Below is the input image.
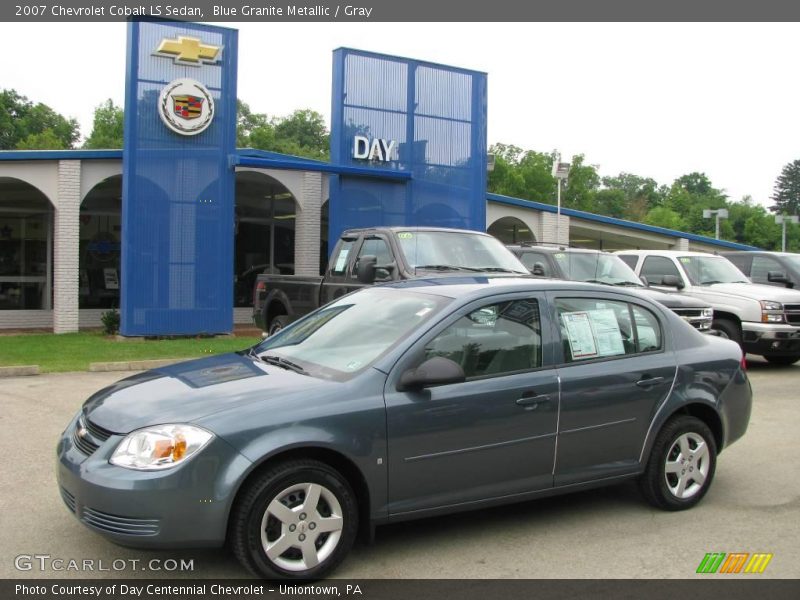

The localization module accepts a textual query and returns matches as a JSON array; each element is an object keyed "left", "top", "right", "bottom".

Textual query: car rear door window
[
  {"left": 424, "top": 298, "right": 542, "bottom": 378},
  {"left": 555, "top": 298, "right": 662, "bottom": 363},
  {"left": 330, "top": 240, "right": 356, "bottom": 276}
]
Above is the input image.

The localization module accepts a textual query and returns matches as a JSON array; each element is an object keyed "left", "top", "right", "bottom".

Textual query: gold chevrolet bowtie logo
[{"left": 153, "top": 36, "right": 221, "bottom": 66}]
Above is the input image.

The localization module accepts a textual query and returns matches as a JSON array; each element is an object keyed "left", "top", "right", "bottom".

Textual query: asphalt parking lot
[{"left": 1, "top": 357, "right": 797, "bottom": 580}]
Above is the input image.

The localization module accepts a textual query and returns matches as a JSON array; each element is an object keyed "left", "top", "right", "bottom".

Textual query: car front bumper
[
  {"left": 56, "top": 413, "right": 252, "bottom": 549},
  {"left": 741, "top": 323, "right": 800, "bottom": 357}
]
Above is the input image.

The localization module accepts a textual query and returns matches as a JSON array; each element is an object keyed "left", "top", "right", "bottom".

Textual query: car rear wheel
[
  {"left": 230, "top": 460, "right": 358, "bottom": 580},
  {"left": 764, "top": 355, "right": 800, "bottom": 366},
  {"left": 639, "top": 416, "right": 717, "bottom": 511},
  {"left": 268, "top": 315, "right": 291, "bottom": 336}
]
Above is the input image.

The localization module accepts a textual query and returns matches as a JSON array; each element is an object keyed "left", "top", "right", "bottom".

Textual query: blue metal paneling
[
  {"left": 330, "top": 49, "right": 488, "bottom": 255},
  {"left": 121, "top": 21, "right": 238, "bottom": 336}
]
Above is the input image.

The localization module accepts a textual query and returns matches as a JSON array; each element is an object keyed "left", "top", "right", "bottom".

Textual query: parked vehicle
[
  {"left": 721, "top": 251, "right": 800, "bottom": 289},
  {"left": 252, "top": 227, "right": 529, "bottom": 334},
  {"left": 58, "top": 276, "right": 751, "bottom": 579},
  {"left": 616, "top": 250, "right": 800, "bottom": 365},
  {"left": 507, "top": 244, "right": 714, "bottom": 332}
]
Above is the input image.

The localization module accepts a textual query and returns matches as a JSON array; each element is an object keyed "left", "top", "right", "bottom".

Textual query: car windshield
[
  {"left": 553, "top": 252, "right": 643, "bottom": 286},
  {"left": 252, "top": 288, "right": 451, "bottom": 381},
  {"left": 679, "top": 256, "right": 750, "bottom": 285},
  {"left": 397, "top": 231, "right": 528, "bottom": 274}
]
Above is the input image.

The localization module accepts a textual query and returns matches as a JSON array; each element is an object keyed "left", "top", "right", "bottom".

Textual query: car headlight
[
  {"left": 760, "top": 300, "right": 785, "bottom": 323},
  {"left": 760, "top": 301, "right": 783, "bottom": 312},
  {"left": 702, "top": 308, "right": 714, "bottom": 318},
  {"left": 110, "top": 424, "right": 213, "bottom": 471}
]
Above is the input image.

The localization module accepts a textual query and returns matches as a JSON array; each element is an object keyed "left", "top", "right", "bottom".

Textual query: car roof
[
  {"left": 380, "top": 275, "right": 661, "bottom": 303},
  {"left": 509, "top": 245, "right": 607, "bottom": 255},
  {"left": 720, "top": 250, "right": 793, "bottom": 257},
  {"left": 614, "top": 250, "right": 724, "bottom": 257},
  {"left": 341, "top": 226, "right": 492, "bottom": 237}
]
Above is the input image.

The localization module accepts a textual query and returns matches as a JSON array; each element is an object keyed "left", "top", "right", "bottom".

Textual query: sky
[{"left": 2, "top": 21, "right": 799, "bottom": 208}]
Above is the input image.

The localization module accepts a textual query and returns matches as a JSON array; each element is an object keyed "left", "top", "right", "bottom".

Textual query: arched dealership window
[
  {"left": 0, "top": 177, "right": 53, "bottom": 310},
  {"left": 320, "top": 199, "right": 329, "bottom": 275},
  {"left": 79, "top": 175, "right": 122, "bottom": 308},
  {"left": 487, "top": 216, "right": 536, "bottom": 245},
  {"left": 234, "top": 171, "right": 297, "bottom": 307}
]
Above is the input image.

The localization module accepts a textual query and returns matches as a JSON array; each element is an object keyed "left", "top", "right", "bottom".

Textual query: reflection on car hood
[
  {"left": 701, "top": 282, "right": 800, "bottom": 302},
  {"left": 635, "top": 287, "right": 710, "bottom": 309},
  {"left": 83, "top": 353, "right": 333, "bottom": 434}
]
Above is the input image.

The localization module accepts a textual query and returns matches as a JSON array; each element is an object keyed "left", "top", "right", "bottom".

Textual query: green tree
[
  {"left": 561, "top": 154, "right": 600, "bottom": 212},
  {"left": 0, "top": 89, "right": 79, "bottom": 150},
  {"left": 487, "top": 144, "right": 556, "bottom": 203},
  {"left": 237, "top": 102, "right": 329, "bottom": 160},
  {"left": 83, "top": 99, "right": 124, "bottom": 149},
  {"left": 643, "top": 206, "right": 687, "bottom": 231},
  {"left": 769, "top": 159, "right": 800, "bottom": 215},
  {"left": 600, "top": 172, "right": 665, "bottom": 220}
]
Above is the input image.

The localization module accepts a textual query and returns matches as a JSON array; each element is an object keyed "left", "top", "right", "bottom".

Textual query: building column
[
  {"left": 53, "top": 160, "right": 81, "bottom": 334},
  {"left": 294, "top": 171, "right": 322, "bottom": 277},
  {"left": 672, "top": 237, "right": 690, "bottom": 251},
  {"left": 539, "top": 212, "right": 570, "bottom": 246}
]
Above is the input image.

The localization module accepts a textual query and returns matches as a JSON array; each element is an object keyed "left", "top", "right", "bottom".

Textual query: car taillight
[
  {"left": 740, "top": 355, "right": 747, "bottom": 371},
  {"left": 253, "top": 281, "right": 266, "bottom": 306}
]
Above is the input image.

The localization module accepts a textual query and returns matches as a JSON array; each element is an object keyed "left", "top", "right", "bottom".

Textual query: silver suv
[{"left": 616, "top": 250, "right": 800, "bottom": 365}]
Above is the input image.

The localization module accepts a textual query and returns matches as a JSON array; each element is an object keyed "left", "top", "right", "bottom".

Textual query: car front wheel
[
  {"left": 230, "top": 460, "right": 359, "bottom": 579},
  {"left": 639, "top": 416, "right": 717, "bottom": 511}
]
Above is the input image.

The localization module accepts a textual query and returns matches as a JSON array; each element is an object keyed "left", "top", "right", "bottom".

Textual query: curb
[
  {"left": 88, "top": 358, "right": 184, "bottom": 372},
  {"left": 0, "top": 365, "right": 40, "bottom": 377}
]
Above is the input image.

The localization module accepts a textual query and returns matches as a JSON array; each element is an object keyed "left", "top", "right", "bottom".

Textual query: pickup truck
[
  {"left": 506, "top": 244, "right": 714, "bottom": 332},
  {"left": 252, "top": 227, "right": 529, "bottom": 334},
  {"left": 616, "top": 249, "right": 800, "bottom": 365}
]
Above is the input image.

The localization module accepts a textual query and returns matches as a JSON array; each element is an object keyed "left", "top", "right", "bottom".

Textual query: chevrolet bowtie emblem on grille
[
  {"left": 153, "top": 36, "right": 221, "bottom": 66},
  {"left": 77, "top": 426, "right": 88, "bottom": 439}
]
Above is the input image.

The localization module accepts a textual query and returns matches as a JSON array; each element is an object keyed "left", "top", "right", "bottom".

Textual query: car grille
[
  {"left": 71, "top": 415, "right": 113, "bottom": 457},
  {"left": 60, "top": 487, "right": 76, "bottom": 514},
  {"left": 81, "top": 507, "right": 160, "bottom": 536},
  {"left": 784, "top": 304, "right": 800, "bottom": 325},
  {"left": 671, "top": 308, "right": 712, "bottom": 330}
]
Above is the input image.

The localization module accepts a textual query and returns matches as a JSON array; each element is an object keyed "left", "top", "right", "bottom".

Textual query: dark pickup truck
[
  {"left": 253, "top": 226, "right": 529, "bottom": 333},
  {"left": 507, "top": 244, "right": 715, "bottom": 332}
]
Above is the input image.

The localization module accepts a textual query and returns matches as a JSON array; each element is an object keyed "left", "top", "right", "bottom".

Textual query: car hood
[
  {"left": 701, "top": 282, "right": 800, "bottom": 302},
  {"left": 82, "top": 353, "right": 333, "bottom": 434},
  {"left": 635, "top": 287, "right": 710, "bottom": 308}
]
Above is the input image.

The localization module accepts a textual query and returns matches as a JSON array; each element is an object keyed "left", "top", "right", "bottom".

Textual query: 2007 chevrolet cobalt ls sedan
[{"left": 57, "top": 277, "right": 751, "bottom": 579}]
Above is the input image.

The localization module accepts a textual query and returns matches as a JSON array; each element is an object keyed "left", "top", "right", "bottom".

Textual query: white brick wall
[
  {"left": 672, "top": 238, "right": 690, "bottom": 251},
  {"left": 53, "top": 161, "right": 81, "bottom": 334},
  {"left": 294, "top": 172, "right": 323, "bottom": 277},
  {"left": 539, "top": 212, "right": 570, "bottom": 246}
]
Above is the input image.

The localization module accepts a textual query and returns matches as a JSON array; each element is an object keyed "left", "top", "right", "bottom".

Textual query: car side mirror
[
  {"left": 532, "top": 262, "right": 546, "bottom": 276},
  {"left": 398, "top": 356, "right": 466, "bottom": 391},
  {"left": 356, "top": 255, "right": 377, "bottom": 284},
  {"left": 767, "top": 271, "right": 792, "bottom": 287},
  {"left": 375, "top": 262, "right": 397, "bottom": 281},
  {"left": 660, "top": 274, "right": 685, "bottom": 289}
]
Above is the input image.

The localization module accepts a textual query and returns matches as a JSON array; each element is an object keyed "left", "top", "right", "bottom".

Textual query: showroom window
[{"left": 0, "top": 179, "right": 52, "bottom": 310}]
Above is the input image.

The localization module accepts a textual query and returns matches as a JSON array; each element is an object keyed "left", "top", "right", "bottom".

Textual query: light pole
[
  {"left": 552, "top": 153, "right": 571, "bottom": 245},
  {"left": 775, "top": 215, "right": 799, "bottom": 252},
  {"left": 703, "top": 208, "right": 729, "bottom": 240}
]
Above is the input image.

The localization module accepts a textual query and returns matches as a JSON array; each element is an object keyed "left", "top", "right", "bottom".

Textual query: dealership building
[{"left": 0, "top": 21, "right": 755, "bottom": 334}]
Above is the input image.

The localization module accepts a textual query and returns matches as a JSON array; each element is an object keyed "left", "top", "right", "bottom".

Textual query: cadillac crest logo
[{"left": 158, "top": 78, "right": 215, "bottom": 136}]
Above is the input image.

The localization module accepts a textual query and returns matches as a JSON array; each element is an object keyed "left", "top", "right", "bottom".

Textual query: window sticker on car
[
  {"left": 679, "top": 257, "right": 691, "bottom": 264},
  {"left": 562, "top": 309, "right": 625, "bottom": 360},
  {"left": 334, "top": 248, "right": 350, "bottom": 272},
  {"left": 562, "top": 312, "right": 598, "bottom": 358},
  {"left": 555, "top": 253, "right": 566, "bottom": 259},
  {"left": 397, "top": 232, "right": 413, "bottom": 239}
]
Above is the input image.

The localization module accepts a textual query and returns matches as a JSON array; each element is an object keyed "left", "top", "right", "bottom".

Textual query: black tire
[
  {"left": 268, "top": 315, "right": 291, "bottom": 336},
  {"left": 639, "top": 415, "right": 717, "bottom": 511},
  {"left": 764, "top": 355, "right": 800, "bottom": 366},
  {"left": 230, "top": 459, "right": 358, "bottom": 580},
  {"left": 711, "top": 318, "right": 741, "bottom": 345}
]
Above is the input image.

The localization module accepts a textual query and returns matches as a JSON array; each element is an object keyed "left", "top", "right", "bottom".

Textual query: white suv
[{"left": 616, "top": 250, "right": 800, "bottom": 365}]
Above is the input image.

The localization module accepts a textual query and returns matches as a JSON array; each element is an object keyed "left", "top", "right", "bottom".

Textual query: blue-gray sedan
[{"left": 57, "top": 277, "right": 752, "bottom": 579}]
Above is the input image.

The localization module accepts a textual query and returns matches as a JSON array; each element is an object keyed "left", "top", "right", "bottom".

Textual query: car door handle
[
  {"left": 516, "top": 393, "right": 551, "bottom": 409},
  {"left": 636, "top": 376, "right": 665, "bottom": 388}
]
